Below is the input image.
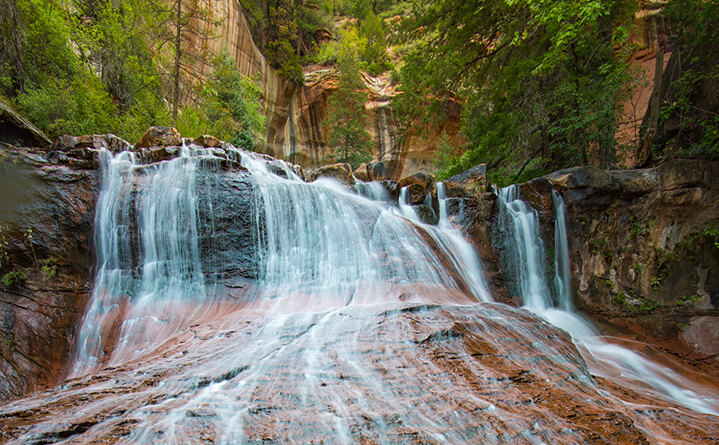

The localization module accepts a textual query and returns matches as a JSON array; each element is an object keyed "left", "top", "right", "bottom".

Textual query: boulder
[
  {"left": 353, "top": 163, "right": 370, "bottom": 181},
  {"left": 194, "top": 135, "right": 222, "bottom": 148},
  {"left": 444, "top": 164, "right": 487, "bottom": 197},
  {"left": 368, "top": 161, "right": 388, "bottom": 181},
  {"left": 314, "top": 163, "right": 354, "bottom": 185},
  {"left": 134, "top": 126, "right": 182, "bottom": 149},
  {"left": 398, "top": 172, "right": 435, "bottom": 204}
]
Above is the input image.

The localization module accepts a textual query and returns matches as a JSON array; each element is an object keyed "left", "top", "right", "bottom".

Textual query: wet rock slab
[{"left": 0, "top": 302, "right": 717, "bottom": 444}]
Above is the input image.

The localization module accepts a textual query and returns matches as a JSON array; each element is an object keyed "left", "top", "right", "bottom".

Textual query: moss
[
  {"left": 650, "top": 276, "right": 662, "bottom": 292},
  {"left": 1, "top": 269, "right": 26, "bottom": 287},
  {"left": 677, "top": 294, "right": 702, "bottom": 307},
  {"left": 613, "top": 289, "right": 660, "bottom": 313},
  {"left": 40, "top": 258, "right": 58, "bottom": 279}
]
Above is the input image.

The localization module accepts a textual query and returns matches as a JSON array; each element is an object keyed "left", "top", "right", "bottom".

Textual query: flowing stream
[
  {"left": 496, "top": 185, "right": 719, "bottom": 415},
  {"left": 5, "top": 148, "right": 719, "bottom": 443}
]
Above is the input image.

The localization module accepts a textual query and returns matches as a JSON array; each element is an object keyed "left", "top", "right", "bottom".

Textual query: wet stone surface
[{"left": 1, "top": 302, "right": 718, "bottom": 444}]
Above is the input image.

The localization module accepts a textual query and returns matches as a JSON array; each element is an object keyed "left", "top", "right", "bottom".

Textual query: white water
[
  {"left": 63, "top": 146, "right": 718, "bottom": 444},
  {"left": 552, "top": 190, "right": 572, "bottom": 311},
  {"left": 71, "top": 148, "right": 212, "bottom": 376},
  {"left": 71, "top": 148, "right": 493, "bottom": 377},
  {"left": 497, "top": 185, "right": 719, "bottom": 415}
]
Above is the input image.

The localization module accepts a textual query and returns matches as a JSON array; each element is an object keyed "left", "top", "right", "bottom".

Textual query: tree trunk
[
  {"left": 172, "top": 0, "right": 182, "bottom": 125},
  {"left": 1, "top": 0, "right": 26, "bottom": 91}
]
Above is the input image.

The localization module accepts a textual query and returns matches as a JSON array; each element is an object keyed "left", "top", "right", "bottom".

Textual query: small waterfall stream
[
  {"left": 5, "top": 148, "right": 719, "bottom": 443},
  {"left": 497, "top": 185, "right": 719, "bottom": 415}
]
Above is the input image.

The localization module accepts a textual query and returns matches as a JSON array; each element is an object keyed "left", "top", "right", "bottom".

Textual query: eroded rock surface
[
  {"left": 547, "top": 160, "right": 719, "bottom": 365},
  {"left": 0, "top": 146, "right": 99, "bottom": 399},
  {"left": 1, "top": 302, "right": 717, "bottom": 444}
]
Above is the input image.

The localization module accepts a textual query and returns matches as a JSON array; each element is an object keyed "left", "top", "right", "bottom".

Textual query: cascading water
[
  {"left": 5, "top": 147, "right": 719, "bottom": 443},
  {"left": 495, "top": 185, "right": 553, "bottom": 310},
  {"left": 552, "top": 190, "right": 572, "bottom": 311},
  {"left": 71, "top": 147, "right": 222, "bottom": 377},
  {"left": 71, "top": 147, "right": 491, "bottom": 378},
  {"left": 496, "top": 185, "right": 719, "bottom": 415}
]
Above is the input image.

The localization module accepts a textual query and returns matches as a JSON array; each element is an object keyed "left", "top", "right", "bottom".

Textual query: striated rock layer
[{"left": 184, "top": 2, "right": 461, "bottom": 179}]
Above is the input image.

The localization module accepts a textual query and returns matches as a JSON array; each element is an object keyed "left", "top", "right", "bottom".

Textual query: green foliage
[
  {"left": 433, "top": 133, "right": 455, "bottom": 178},
  {"left": 613, "top": 289, "right": 659, "bottom": 312},
  {"left": 41, "top": 258, "right": 58, "bottom": 279},
  {"left": 650, "top": 276, "right": 662, "bottom": 292},
  {"left": 358, "top": 12, "right": 392, "bottom": 76},
  {"left": 239, "top": 0, "right": 338, "bottom": 84},
  {"left": 16, "top": 74, "right": 117, "bottom": 139},
  {"left": 0, "top": 225, "right": 10, "bottom": 269},
  {"left": 397, "top": 0, "right": 635, "bottom": 180},
  {"left": 656, "top": 0, "right": 719, "bottom": 159},
  {"left": 1, "top": 269, "right": 27, "bottom": 288},
  {"left": 325, "top": 44, "right": 373, "bottom": 167},
  {"left": 677, "top": 294, "right": 702, "bottom": 307},
  {"left": 199, "top": 53, "right": 266, "bottom": 149}
]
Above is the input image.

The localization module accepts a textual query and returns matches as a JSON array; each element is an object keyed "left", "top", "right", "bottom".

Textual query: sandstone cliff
[{"left": 185, "top": 0, "right": 465, "bottom": 180}]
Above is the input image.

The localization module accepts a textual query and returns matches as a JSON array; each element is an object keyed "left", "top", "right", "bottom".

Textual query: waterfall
[
  {"left": 7, "top": 147, "right": 719, "bottom": 443},
  {"left": 71, "top": 148, "right": 212, "bottom": 376},
  {"left": 495, "top": 185, "right": 553, "bottom": 310},
  {"left": 496, "top": 185, "right": 719, "bottom": 415},
  {"left": 552, "top": 190, "right": 572, "bottom": 310},
  {"left": 72, "top": 147, "right": 493, "bottom": 377}
]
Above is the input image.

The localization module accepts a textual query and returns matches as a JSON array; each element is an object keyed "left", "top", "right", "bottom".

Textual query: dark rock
[
  {"left": 134, "top": 126, "right": 182, "bottom": 149},
  {"left": 0, "top": 147, "right": 98, "bottom": 400},
  {"left": 382, "top": 180, "right": 400, "bottom": 202},
  {"left": 196, "top": 170, "right": 258, "bottom": 282},
  {"left": 518, "top": 177, "right": 554, "bottom": 243},
  {"left": 416, "top": 204, "right": 438, "bottom": 225},
  {"left": 368, "top": 161, "right": 388, "bottom": 181},
  {"left": 398, "top": 172, "right": 435, "bottom": 205},
  {"left": 444, "top": 164, "right": 487, "bottom": 197}
]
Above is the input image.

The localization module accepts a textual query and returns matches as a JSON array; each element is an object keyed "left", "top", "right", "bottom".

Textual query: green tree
[
  {"left": 396, "top": 0, "right": 634, "bottom": 182},
  {"left": 325, "top": 45, "right": 373, "bottom": 167},
  {"left": 200, "top": 53, "right": 266, "bottom": 150},
  {"left": 649, "top": 0, "right": 719, "bottom": 160},
  {"left": 240, "top": 0, "right": 335, "bottom": 84},
  {"left": 358, "top": 12, "right": 391, "bottom": 76}
]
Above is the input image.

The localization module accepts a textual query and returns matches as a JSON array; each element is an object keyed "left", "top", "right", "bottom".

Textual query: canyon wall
[
  {"left": 186, "top": 0, "right": 464, "bottom": 179},
  {"left": 0, "top": 145, "right": 99, "bottom": 399}
]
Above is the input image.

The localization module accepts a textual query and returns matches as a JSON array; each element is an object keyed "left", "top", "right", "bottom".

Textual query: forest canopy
[{"left": 0, "top": 0, "right": 716, "bottom": 181}]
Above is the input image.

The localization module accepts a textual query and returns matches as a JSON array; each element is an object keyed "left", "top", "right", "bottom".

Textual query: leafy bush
[
  {"left": 1, "top": 269, "right": 27, "bottom": 288},
  {"left": 198, "top": 53, "right": 265, "bottom": 149},
  {"left": 17, "top": 74, "right": 117, "bottom": 139}
]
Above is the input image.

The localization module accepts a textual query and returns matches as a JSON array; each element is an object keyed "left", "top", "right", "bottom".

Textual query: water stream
[
  {"left": 496, "top": 185, "right": 719, "bottom": 415},
  {"left": 9, "top": 149, "right": 717, "bottom": 442}
]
